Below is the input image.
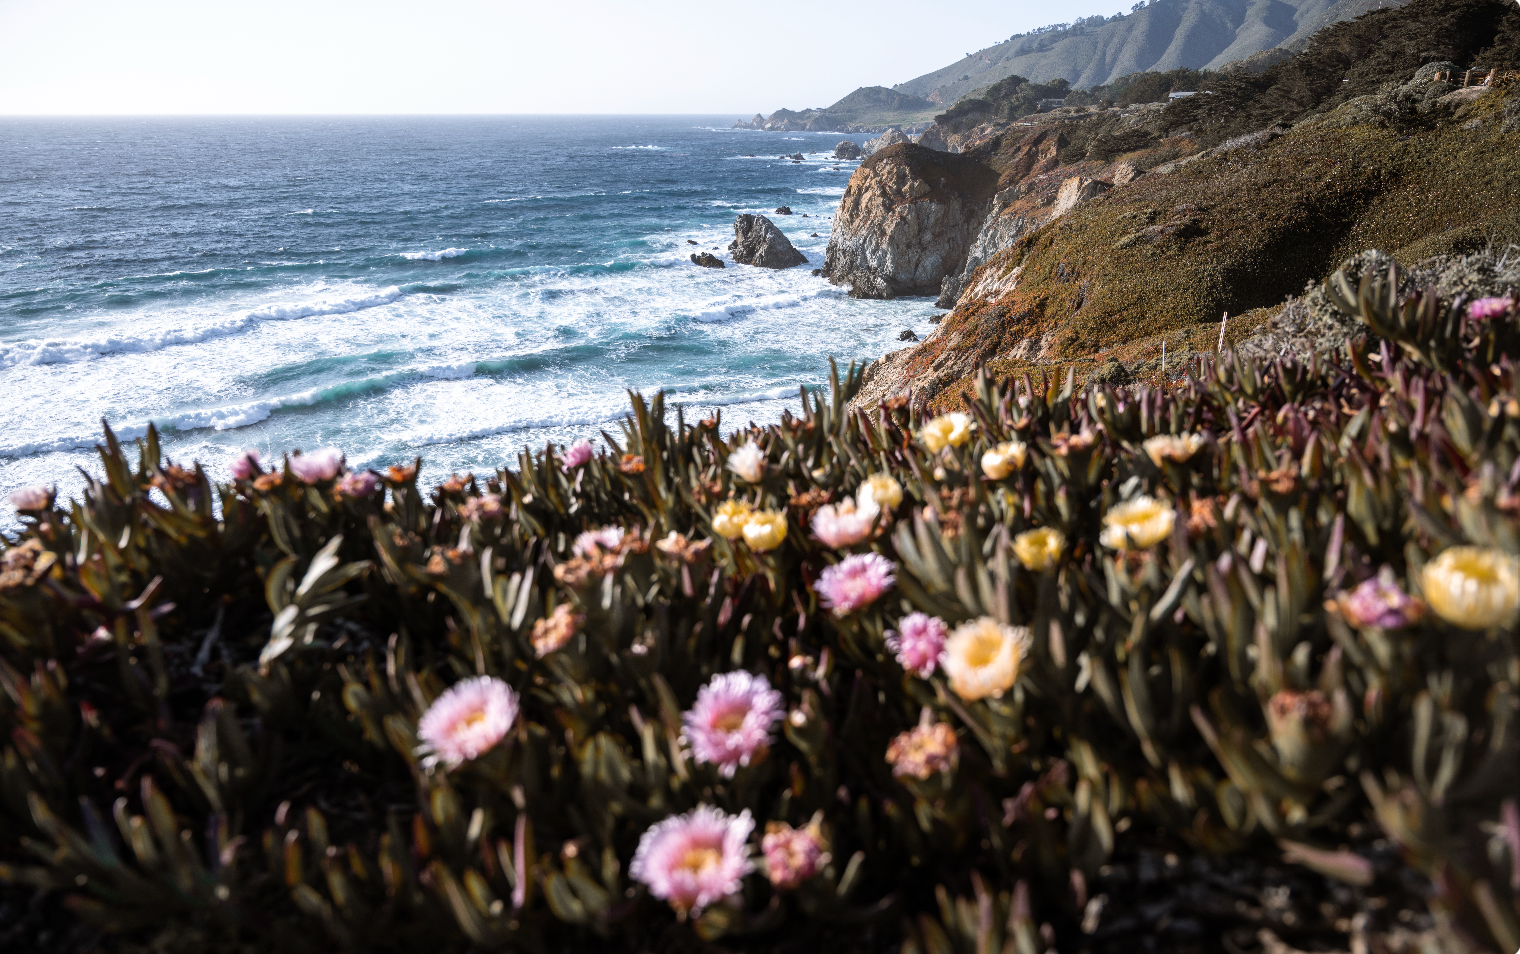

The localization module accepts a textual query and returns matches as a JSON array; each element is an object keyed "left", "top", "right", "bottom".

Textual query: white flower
[{"left": 726, "top": 442, "right": 766, "bottom": 483}]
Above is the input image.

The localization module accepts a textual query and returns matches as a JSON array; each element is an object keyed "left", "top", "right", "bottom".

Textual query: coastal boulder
[
  {"left": 729, "top": 214, "right": 808, "bottom": 269},
  {"left": 821, "top": 143, "right": 999, "bottom": 299},
  {"left": 862, "top": 127, "right": 910, "bottom": 157},
  {"left": 915, "top": 124, "right": 959, "bottom": 153},
  {"left": 834, "top": 140, "right": 863, "bottom": 160},
  {"left": 691, "top": 252, "right": 725, "bottom": 268}
]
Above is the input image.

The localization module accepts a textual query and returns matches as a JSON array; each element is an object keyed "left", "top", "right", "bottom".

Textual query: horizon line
[{"left": 0, "top": 112, "right": 786, "bottom": 119}]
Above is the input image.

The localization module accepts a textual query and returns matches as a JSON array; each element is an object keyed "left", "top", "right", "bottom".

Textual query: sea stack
[{"left": 729, "top": 214, "right": 808, "bottom": 269}]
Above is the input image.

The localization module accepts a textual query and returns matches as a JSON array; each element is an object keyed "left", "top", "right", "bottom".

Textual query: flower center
[
  {"left": 965, "top": 633, "right": 1002, "bottom": 668},
  {"left": 1452, "top": 556, "right": 1499, "bottom": 584},
  {"left": 713, "top": 708, "right": 748, "bottom": 733},
  {"left": 678, "top": 847, "right": 722, "bottom": 875},
  {"left": 459, "top": 709, "right": 488, "bottom": 730}
]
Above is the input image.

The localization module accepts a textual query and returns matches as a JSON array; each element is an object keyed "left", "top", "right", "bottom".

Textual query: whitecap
[{"left": 401, "top": 248, "right": 469, "bottom": 262}]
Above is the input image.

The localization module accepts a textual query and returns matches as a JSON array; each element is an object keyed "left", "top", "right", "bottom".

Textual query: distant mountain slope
[{"left": 893, "top": 0, "right": 1411, "bottom": 103}]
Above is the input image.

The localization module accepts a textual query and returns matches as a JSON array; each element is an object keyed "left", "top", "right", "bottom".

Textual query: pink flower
[
  {"left": 683, "top": 671, "right": 784, "bottom": 777},
  {"left": 336, "top": 470, "right": 380, "bottom": 498},
  {"left": 289, "top": 447, "right": 343, "bottom": 484},
  {"left": 7, "top": 485, "right": 53, "bottom": 512},
  {"left": 416, "top": 676, "right": 519, "bottom": 770},
  {"left": 562, "top": 439, "right": 594, "bottom": 471},
  {"left": 810, "top": 498, "right": 879, "bottom": 549},
  {"left": 761, "top": 821, "right": 828, "bottom": 890},
  {"left": 1334, "top": 572, "right": 1424, "bottom": 629},
  {"left": 229, "top": 449, "right": 262, "bottom": 480},
  {"left": 630, "top": 805, "right": 755, "bottom": 916},
  {"left": 815, "top": 553, "right": 895, "bottom": 615},
  {"left": 1470, "top": 297, "right": 1514, "bottom": 320},
  {"left": 885, "top": 612, "right": 948, "bottom": 678},
  {"left": 573, "top": 525, "right": 625, "bottom": 557}
]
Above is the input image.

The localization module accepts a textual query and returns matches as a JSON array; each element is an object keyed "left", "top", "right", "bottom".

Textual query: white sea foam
[
  {"left": 0, "top": 286, "right": 406, "bottom": 369},
  {"left": 686, "top": 286, "right": 837, "bottom": 324},
  {"left": 402, "top": 248, "right": 469, "bottom": 261}
]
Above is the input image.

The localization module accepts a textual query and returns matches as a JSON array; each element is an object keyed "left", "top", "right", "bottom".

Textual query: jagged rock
[
  {"left": 687, "top": 239, "right": 698, "bottom": 245},
  {"left": 898, "top": 329, "right": 919, "bottom": 341},
  {"left": 1051, "top": 176, "right": 1111, "bottom": 218},
  {"left": 1112, "top": 162, "right": 1140, "bottom": 187},
  {"left": 790, "top": 153, "right": 805, "bottom": 161},
  {"left": 822, "top": 143, "right": 999, "bottom": 299},
  {"left": 690, "top": 252, "right": 725, "bottom": 268},
  {"left": 729, "top": 214, "right": 808, "bottom": 269},
  {"left": 915, "top": 125, "right": 959, "bottom": 153},
  {"left": 811, "top": 268, "right": 823, "bottom": 276},
  {"left": 834, "top": 140, "right": 862, "bottom": 160},
  {"left": 810, "top": 232, "right": 819, "bottom": 237},
  {"left": 775, "top": 206, "right": 793, "bottom": 215},
  {"left": 862, "top": 127, "right": 910, "bottom": 157}
]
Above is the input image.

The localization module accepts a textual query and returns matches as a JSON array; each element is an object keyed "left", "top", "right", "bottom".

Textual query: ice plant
[
  {"left": 711, "top": 500, "right": 754, "bottom": 540},
  {"left": 811, "top": 498, "right": 879, "bottom": 549},
  {"left": 942, "top": 617, "right": 1030, "bottom": 701},
  {"left": 857, "top": 473, "right": 903, "bottom": 511},
  {"left": 335, "top": 470, "right": 380, "bottom": 498},
  {"left": 683, "top": 671, "right": 785, "bottom": 777},
  {"left": 415, "top": 676, "right": 520, "bottom": 770},
  {"left": 573, "top": 525, "right": 625, "bottom": 557},
  {"left": 1012, "top": 527, "right": 1065, "bottom": 571},
  {"left": 630, "top": 806, "right": 755, "bottom": 916},
  {"left": 531, "top": 604, "right": 583, "bottom": 656},
  {"left": 1421, "top": 546, "right": 1520, "bottom": 630},
  {"left": 561, "top": 439, "right": 594, "bottom": 471},
  {"left": 887, "top": 716, "right": 960, "bottom": 780},
  {"left": 815, "top": 553, "right": 895, "bottom": 614},
  {"left": 741, "top": 510, "right": 788, "bottom": 552},
  {"left": 761, "top": 820, "right": 828, "bottom": 889},
  {"left": 7, "top": 485, "right": 52, "bottom": 512},
  {"left": 228, "top": 449, "right": 261, "bottom": 480},
  {"left": 1331, "top": 570, "right": 1423, "bottom": 629},
  {"left": 885, "top": 612, "right": 948, "bottom": 678},
  {"left": 919, "top": 413, "right": 974, "bottom": 453},
  {"left": 981, "top": 441, "right": 1027, "bottom": 480},
  {"left": 1143, "top": 433, "right": 1205, "bottom": 467},
  {"left": 1469, "top": 297, "right": 1514, "bottom": 320},
  {"left": 726, "top": 441, "right": 766, "bottom": 483},
  {"left": 458, "top": 493, "right": 503, "bottom": 521},
  {"left": 1100, "top": 495, "right": 1176, "bottom": 550},
  {"left": 289, "top": 447, "right": 343, "bottom": 484}
]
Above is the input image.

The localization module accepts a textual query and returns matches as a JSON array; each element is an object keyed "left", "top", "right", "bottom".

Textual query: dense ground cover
[{"left": 2, "top": 264, "right": 1520, "bottom": 952}]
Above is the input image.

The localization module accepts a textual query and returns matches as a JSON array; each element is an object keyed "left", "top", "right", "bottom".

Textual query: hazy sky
[{"left": 0, "top": 0, "right": 1130, "bottom": 115}]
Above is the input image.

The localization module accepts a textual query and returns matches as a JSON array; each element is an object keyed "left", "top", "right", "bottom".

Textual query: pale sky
[{"left": 0, "top": 0, "right": 1130, "bottom": 115}]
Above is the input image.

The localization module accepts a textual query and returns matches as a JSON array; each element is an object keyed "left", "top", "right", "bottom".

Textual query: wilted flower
[
  {"left": 7, "top": 485, "right": 53, "bottom": 512},
  {"left": 1012, "top": 527, "right": 1065, "bottom": 571},
  {"left": 561, "top": 439, "right": 594, "bottom": 471},
  {"left": 335, "top": 470, "right": 380, "bottom": 498},
  {"left": 630, "top": 805, "right": 754, "bottom": 916},
  {"left": 656, "top": 531, "right": 711, "bottom": 563},
  {"left": 1267, "top": 689, "right": 1336, "bottom": 743},
  {"left": 742, "top": 510, "right": 788, "bottom": 552},
  {"left": 1100, "top": 495, "right": 1176, "bottom": 550},
  {"left": 0, "top": 539, "right": 56, "bottom": 591},
  {"left": 761, "top": 820, "right": 829, "bottom": 889},
  {"left": 885, "top": 612, "right": 948, "bottom": 677},
  {"left": 1049, "top": 430, "right": 1097, "bottom": 456},
  {"left": 683, "top": 671, "right": 784, "bottom": 777},
  {"left": 228, "top": 449, "right": 262, "bottom": 480},
  {"left": 289, "top": 447, "right": 343, "bottom": 484},
  {"left": 573, "top": 526, "right": 625, "bottom": 557},
  {"left": 919, "top": 413, "right": 974, "bottom": 452},
  {"left": 887, "top": 716, "right": 959, "bottom": 780},
  {"left": 619, "top": 454, "right": 645, "bottom": 475},
  {"left": 981, "top": 441, "right": 1027, "bottom": 480},
  {"left": 1143, "top": 433, "right": 1205, "bottom": 466},
  {"left": 531, "top": 604, "right": 584, "bottom": 656},
  {"left": 1422, "top": 546, "right": 1520, "bottom": 630},
  {"left": 416, "top": 676, "right": 519, "bottom": 770},
  {"left": 857, "top": 473, "right": 903, "bottom": 511},
  {"left": 942, "top": 617, "right": 1030, "bottom": 701},
  {"left": 1470, "top": 297, "right": 1514, "bottom": 320},
  {"left": 1331, "top": 570, "right": 1423, "bottom": 629},
  {"left": 815, "top": 553, "right": 895, "bottom": 614},
  {"left": 712, "top": 500, "right": 754, "bottom": 540},
  {"left": 811, "top": 498, "right": 879, "bottom": 549},
  {"left": 459, "top": 493, "right": 503, "bottom": 521},
  {"left": 726, "top": 442, "right": 766, "bottom": 483}
]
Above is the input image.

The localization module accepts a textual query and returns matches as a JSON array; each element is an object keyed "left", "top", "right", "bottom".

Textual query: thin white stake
[
  {"left": 1162, "top": 341, "right": 1166, "bottom": 376},
  {"left": 1217, "top": 311, "right": 1229, "bottom": 352}
]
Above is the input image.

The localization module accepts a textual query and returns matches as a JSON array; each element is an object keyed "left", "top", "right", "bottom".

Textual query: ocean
[{"left": 0, "top": 116, "right": 938, "bottom": 516}]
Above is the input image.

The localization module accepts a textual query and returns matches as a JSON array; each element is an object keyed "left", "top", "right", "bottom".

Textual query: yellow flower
[
  {"left": 1143, "top": 433, "right": 1205, "bottom": 467},
  {"left": 712, "top": 500, "right": 754, "bottom": 540},
  {"left": 1013, "top": 527, "right": 1065, "bottom": 571},
  {"left": 1422, "top": 546, "right": 1520, "bottom": 630},
  {"left": 1099, "top": 495, "right": 1175, "bottom": 550},
  {"left": 857, "top": 473, "right": 903, "bottom": 511},
  {"left": 942, "top": 617, "right": 1030, "bottom": 701},
  {"left": 919, "top": 413, "right": 974, "bottom": 453},
  {"left": 981, "top": 441, "right": 1027, "bottom": 480},
  {"left": 742, "top": 510, "right": 789, "bottom": 552}
]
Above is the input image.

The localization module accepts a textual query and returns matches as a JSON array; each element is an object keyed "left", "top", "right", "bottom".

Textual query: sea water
[{"left": 0, "top": 116, "right": 938, "bottom": 516}]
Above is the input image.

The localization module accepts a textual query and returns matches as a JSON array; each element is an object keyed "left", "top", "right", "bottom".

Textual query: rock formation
[
  {"left": 834, "top": 140, "right": 863, "bottom": 160},
  {"left": 915, "top": 125, "right": 960, "bottom": 153},
  {"left": 690, "top": 252, "right": 725, "bottom": 268},
  {"left": 862, "top": 128, "right": 910, "bottom": 157},
  {"left": 729, "top": 215, "right": 808, "bottom": 269},
  {"left": 821, "top": 143, "right": 999, "bottom": 299},
  {"left": 774, "top": 206, "right": 793, "bottom": 215}
]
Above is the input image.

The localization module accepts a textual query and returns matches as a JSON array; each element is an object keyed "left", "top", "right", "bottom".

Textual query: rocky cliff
[{"left": 820, "top": 143, "right": 1000, "bottom": 299}]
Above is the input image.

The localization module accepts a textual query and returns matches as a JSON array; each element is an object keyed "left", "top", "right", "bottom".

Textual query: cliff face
[{"left": 821, "top": 143, "right": 1000, "bottom": 299}]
